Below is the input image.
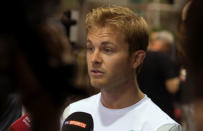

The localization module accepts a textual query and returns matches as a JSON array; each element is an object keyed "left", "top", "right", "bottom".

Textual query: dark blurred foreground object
[
  {"left": 8, "top": 113, "right": 31, "bottom": 131},
  {"left": 177, "top": 0, "right": 203, "bottom": 131},
  {"left": 0, "top": 0, "right": 88, "bottom": 131},
  {"left": 178, "top": 0, "right": 203, "bottom": 98},
  {"left": 62, "top": 112, "right": 93, "bottom": 131},
  {"left": 0, "top": 0, "right": 61, "bottom": 35},
  {"left": 0, "top": 94, "right": 22, "bottom": 131}
]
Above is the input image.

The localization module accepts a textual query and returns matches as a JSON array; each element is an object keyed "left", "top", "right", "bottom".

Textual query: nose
[{"left": 91, "top": 49, "right": 102, "bottom": 65}]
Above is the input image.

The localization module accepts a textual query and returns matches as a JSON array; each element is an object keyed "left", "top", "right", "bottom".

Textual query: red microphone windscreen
[{"left": 8, "top": 113, "right": 31, "bottom": 131}]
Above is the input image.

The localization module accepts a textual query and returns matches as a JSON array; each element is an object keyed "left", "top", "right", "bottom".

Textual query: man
[
  {"left": 149, "top": 31, "right": 175, "bottom": 56},
  {"left": 63, "top": 6, "right": 182, "bottom": 131}
]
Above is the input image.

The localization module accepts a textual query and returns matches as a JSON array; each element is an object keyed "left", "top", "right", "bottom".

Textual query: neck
[{"left": 100, "top": 77, "right": 144, "bottom": 109}]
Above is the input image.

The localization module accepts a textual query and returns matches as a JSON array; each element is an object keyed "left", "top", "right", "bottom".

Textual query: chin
[
  {"left": 90, "top": 79, "right": 106, "bottom": 89},
  {"left": 91, "top": 82, "right": 103, "bottom": 89}
]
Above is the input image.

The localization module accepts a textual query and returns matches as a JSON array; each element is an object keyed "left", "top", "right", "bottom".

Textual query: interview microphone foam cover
[
  {"left": 62, "top": 112, "right": 93, "bottom": 131},
  {"left": 8, "top": 113, "right": 31, "bottom": 131}
]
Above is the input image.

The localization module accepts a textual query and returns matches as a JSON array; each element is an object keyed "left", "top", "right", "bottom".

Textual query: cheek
[{"left": 105, "top": 55, "right": 130, "bottom": 74}]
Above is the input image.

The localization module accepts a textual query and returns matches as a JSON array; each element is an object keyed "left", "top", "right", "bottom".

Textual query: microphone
[
  {"left": 62, "top": 112, "right": 93, "bottom": 131},
  {"left": 8, "top": 113, "right": 31, "bottom": 131}
]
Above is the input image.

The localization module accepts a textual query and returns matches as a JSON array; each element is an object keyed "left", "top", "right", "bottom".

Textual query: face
[
  {"left": 86, "top": 26, "right": 134, "bottom": 90},
  {"left": 150, "top": 40, "right": 170, "bottom": 53}
]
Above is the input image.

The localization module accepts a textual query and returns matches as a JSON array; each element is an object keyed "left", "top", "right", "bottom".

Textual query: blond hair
[{"left": 85, "top": 6, "right": 149, "bottom": 54}]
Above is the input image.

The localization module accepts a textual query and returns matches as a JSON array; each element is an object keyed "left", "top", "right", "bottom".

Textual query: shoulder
[
  {"left": 70, "top": 93, "right": 100, "bottom": 108},
  {"left": 140, "top": 97, "right": 182, "bottom": 131},
  {"left": 157, "top": 123, "right": 182, "bottom": 131},
  {"left": 62, "top": 93, "right": 100, "bottom": 121}
]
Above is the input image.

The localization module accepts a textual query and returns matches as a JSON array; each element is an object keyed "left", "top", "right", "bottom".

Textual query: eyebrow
[
  {"left": 86, "top": 39, "right": 115, "bottom": 46},
  {"left": 86, "top": 40, "right": 92, "bottom": 45},
  {"left": 101, "top": 41, "right": 114, "bottom": 46}
]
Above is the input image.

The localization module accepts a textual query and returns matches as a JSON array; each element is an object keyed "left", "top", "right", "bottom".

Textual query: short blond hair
[{"left": 85, "top": 6, "right": 149, "bottom": 54}]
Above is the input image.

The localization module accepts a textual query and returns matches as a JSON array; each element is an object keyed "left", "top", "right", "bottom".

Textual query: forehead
[{"left": 87, "top": 26, "right": 126, "bottom": 45}]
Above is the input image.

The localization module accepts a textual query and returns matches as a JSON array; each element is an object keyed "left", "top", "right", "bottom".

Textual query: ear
[{"left": 131, "top": 50, "right": 146, "bottom": 69}]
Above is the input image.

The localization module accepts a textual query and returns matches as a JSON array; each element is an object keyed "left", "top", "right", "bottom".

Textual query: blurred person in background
[
  {"left": 138, "top": 30, "right": 180, "bottom": 120},
  {"left": 149, "top": 30, "right": 175, "bottom": 58},
  {"left": 149, "top": 30, "right": 180, "bottom": 76},
  {"left": 151, "top": 30, "right": 182, "bottom": 118}
]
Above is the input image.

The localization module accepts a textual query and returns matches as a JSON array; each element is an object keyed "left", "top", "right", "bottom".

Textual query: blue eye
[
  {"left": 86, "top": 46, "right": 94, "bottom": 53},
  {"left": 103, "top": 48, "right": 113, "bottom": 54}
]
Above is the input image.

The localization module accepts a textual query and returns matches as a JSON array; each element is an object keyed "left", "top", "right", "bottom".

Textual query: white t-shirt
[{"left": 62, "top": 93, "right": 182, "bottom": 131}]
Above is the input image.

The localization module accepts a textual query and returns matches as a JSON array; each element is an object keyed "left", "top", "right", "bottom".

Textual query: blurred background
[{"left": 60, "top": 0, "right": 186, "bottom": 48}]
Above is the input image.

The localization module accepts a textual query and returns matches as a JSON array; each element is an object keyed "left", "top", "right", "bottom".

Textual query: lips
[{"left": 90, "top": 69, "right": 104, "bottom": 77}]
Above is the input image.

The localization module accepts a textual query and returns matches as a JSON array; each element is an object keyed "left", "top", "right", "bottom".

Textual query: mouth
[{"left": 90, "top": 69, "right": 104, "bottom": 77}]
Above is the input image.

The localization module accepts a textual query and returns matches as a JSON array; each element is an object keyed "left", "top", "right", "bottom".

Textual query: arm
[{"left": 159, "top": 53, "right": 180, "bottom": 94}]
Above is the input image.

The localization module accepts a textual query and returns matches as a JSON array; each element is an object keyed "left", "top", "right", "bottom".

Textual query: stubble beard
[{"left": 90, "top": 75, "right": 130, "bottom": 93}]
